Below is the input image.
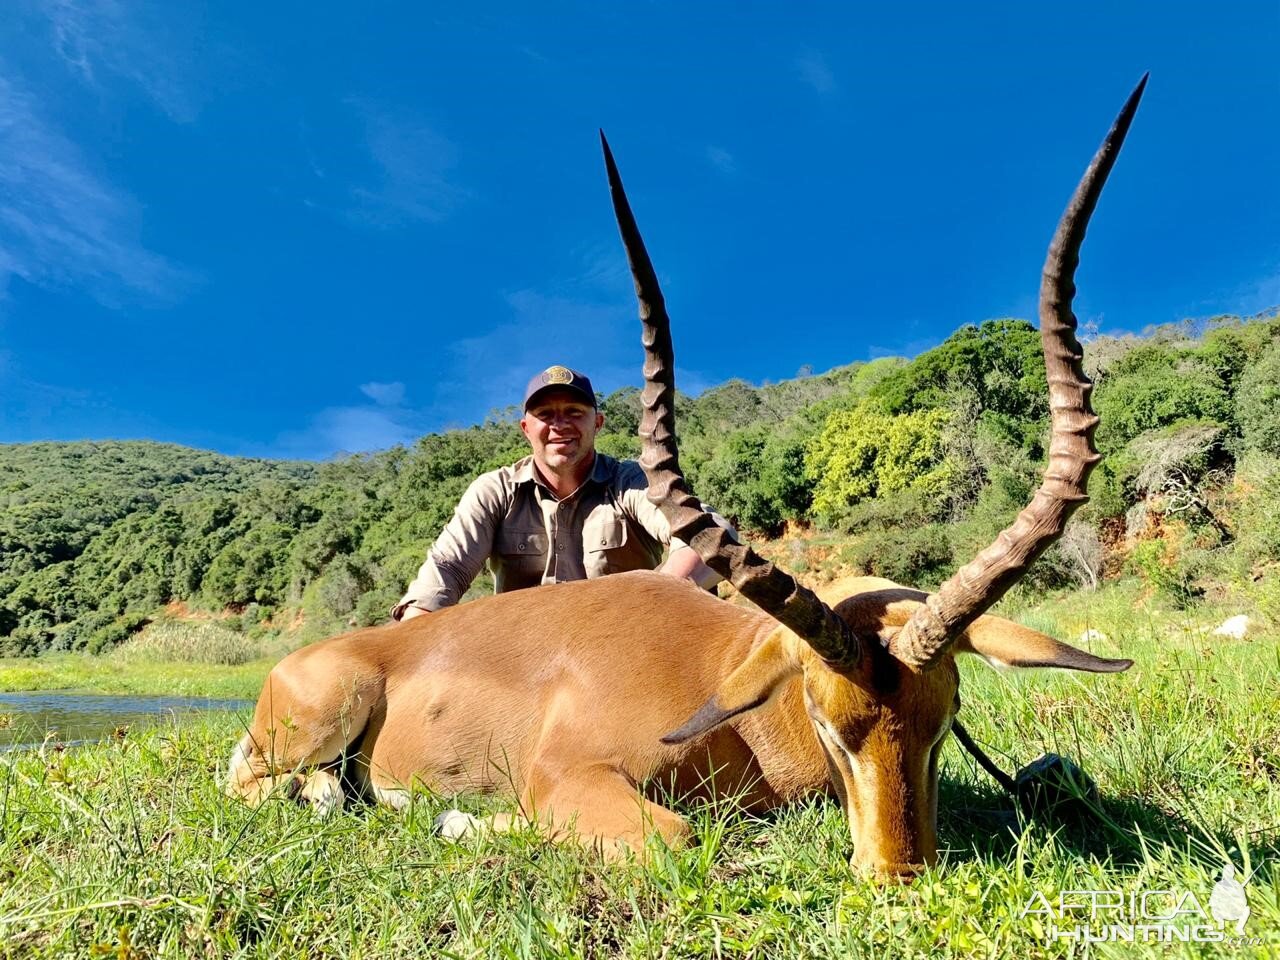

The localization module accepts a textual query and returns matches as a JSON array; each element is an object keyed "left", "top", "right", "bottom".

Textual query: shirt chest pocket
[
  {"left": 496, "top": 528, "right": 548, "bottom": 571},
  {"left": 583, "top": 516, "right": 629, "bottom": 576}
]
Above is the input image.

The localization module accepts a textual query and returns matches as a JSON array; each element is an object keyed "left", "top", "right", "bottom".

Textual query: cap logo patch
[{"left": 542, "top": 365, "right": 574, "bottom": 385}]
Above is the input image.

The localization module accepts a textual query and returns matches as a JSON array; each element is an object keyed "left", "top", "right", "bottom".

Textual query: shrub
[
  {"left": 840, "top": 524, "right": 953, "bottom": 588},
  {"left": 1236, "top": 341, "right": 1280, "bottom": 456},
  {"left": 948, "top": 465, "right": 1076, "bottom": 593},
  {"left": 354, "top": 587, "right": 398, "bottom": 628},
  {"left": 85, "top": 611, "right": 152, "bottom": 654},
  {"left": 868, "top": 319, "right": 1046, "bottom": 430},
  {"left": 315, "top": 557, "right": 373, "bottom": 619},
  {"left": 696, "top": 426, "right": 813, "bottom": 535},
  {"left": 1093, "top": 345, "right": 1232, "bottom": 452},
  {"left": 111, "top": 619, "right": 265, "bottom": 665},
  {"left": 806, "top": 407, "right": 954, "bottom": 527},
  {"left": 1128, "top": 539, "right": 1204, "bottom": 608}
]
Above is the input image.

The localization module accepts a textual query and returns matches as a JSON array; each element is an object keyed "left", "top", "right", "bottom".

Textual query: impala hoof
[{"left": 435, "top": 809, "right": 482, "bottom": 841}]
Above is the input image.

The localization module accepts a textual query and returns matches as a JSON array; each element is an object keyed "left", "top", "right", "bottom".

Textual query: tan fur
[{"left": 228, "top": 570, "right": 1122, "bottom": 877}]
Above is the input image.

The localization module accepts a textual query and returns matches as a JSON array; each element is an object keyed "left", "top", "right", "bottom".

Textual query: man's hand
[{"left": 658, "top": 545, "right": 723, "bottom": 590}]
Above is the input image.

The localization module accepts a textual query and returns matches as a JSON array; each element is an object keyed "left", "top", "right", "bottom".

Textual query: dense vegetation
[{"left": 2, "top": 312, "right": 1278, "bottom": 656}]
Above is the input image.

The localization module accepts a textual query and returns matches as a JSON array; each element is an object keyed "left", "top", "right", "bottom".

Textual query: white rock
[
  {"left": 1078, "top": 628, "right": 1109, "bottom": 645},
  {"left": 1212, "top": 615, "right": 1251, "bottom": 639},
  {"left": 435, "top": 809, "right": 483, "bottom": 841}
]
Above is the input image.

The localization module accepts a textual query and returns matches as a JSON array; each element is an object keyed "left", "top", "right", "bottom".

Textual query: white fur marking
[
  {"left": 225, "top": 734, "right": 253, "bottom": 788},
  {"left": 373, "top": 784, "right": 413, "bottom": 812},
  {"left": 435, "top": 809, "right": 483, "bottom": 841},
  {"left": 823, "top": 722, "right": 879, "bottom": 819},
  {"left": 304, "top": 773, "right": 344, "bottom": 818}
]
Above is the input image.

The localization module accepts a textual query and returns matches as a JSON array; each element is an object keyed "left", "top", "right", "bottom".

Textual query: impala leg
[
  {"left": 431, "top": 766, "right": 689, "bottom": 859},
  {"left": 225, "top": 733, "right": 292, "bottom": 806},
  {"left": 523, "top": 765, "right": 692, "bottom": 861},
  {"left": 225, "top": 699, "right": 369, "bottom": 816},
  {"left": 296, "top": 769, "right": 345, "bottom": 817}
]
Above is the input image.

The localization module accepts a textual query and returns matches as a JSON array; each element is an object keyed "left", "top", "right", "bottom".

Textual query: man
[{"left": 392, "top": 365, "right": 725, "bottom": 620}]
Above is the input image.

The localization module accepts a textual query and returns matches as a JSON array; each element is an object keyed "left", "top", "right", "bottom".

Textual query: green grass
[
  {"left": 0, "top": 614, "right": 297, "bottom": 699},
  {"left": 0, "top": 653, "right": 270, "bottom": 700},
  {"left": 111, "top": 620, "right": 277, "bottom": 667},
  {"left": 1, "top": 585, "right": 1276, "bottom": 957}
]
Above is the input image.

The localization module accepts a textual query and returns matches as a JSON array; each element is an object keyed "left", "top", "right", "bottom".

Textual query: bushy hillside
[{"left": 2, "top": 312, "right": 1278, "bottom": 655}]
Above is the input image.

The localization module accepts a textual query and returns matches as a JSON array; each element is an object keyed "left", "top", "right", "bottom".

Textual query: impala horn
[
  {"left": 890, "top": 75, "right": 1148, "bottom": 669},
  {"left": 600, "top": 131, "right": 860, "bottom": 666}
]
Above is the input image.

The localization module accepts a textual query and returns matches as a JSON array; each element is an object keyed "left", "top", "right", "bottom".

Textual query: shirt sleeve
[
  {"left": 391, "top": 472, "right": 507, "bottom": 618},
  {"left": 612, "top": 460, "right": 740, "bottom": 550},
  {"left": 613, "top": 460, "right": 677, "bottom": 547}
]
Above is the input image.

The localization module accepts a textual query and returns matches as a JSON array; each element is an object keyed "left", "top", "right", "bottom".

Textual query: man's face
[{"left": 521, "top": 389, "right": 605, "bottom": 475}]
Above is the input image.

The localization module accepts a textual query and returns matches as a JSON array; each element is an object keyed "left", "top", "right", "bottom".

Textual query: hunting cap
[{"left": 522, "top": 365, "right": 596, "bottom": 411}]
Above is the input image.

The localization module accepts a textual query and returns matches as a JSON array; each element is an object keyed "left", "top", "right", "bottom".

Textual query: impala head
[
  {"left": 602, "top": 76, "right": 1146, "bottom": 879},
  {"left": 661, "top": 586, "right": 1128, "bottom": 877}
]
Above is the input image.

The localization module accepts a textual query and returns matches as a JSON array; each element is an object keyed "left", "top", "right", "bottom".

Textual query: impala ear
[
  {"left": 955, "top": 618, "right": 1132, "bottom": 673},
  {"left": 661, "top": 629, "right": 801, "bottom": 745}
]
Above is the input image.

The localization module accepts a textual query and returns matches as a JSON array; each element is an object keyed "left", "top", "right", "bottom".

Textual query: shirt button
[
  {"left": 600, "top": 539, "right": 607, "bottom": 546},
  {"left": 518, "top": 544, "right": 525, "bottom": 551}
]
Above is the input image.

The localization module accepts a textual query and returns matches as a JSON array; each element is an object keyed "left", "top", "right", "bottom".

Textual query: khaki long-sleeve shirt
[{"left": 393, "top": 453, "right": 683, "bottom": 617}]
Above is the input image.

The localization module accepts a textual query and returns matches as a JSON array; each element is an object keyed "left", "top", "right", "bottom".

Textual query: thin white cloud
[
  {"left": 280, "top": 406, "right": 418, "bottom": 456},
  {"left": 566, "top": 242, "right": 631, "bottom": 294},
  {"left": 39, "top": 0, "right": 203, "bottom": 123},
  {"left": 705, "top": 146, "right": 737, "bottom": 175},
  {"left": 1172, "top": 263, "right": 1280, "bottom": 323},
  {"left": 867, "top": 335, "right": 940, "bottom": 361},
  {"left": 0, "top": 70, "right": 188, "bottom": 303},
  {"left": 1235, "top": 266, "right": 1280, "bottom": 316},
  {"left": 346, "top": 100, "right": 469, "bottom": 227},
  {"left": 270, "top": 281, "right": 720, "bottom": 457},
  {"left": 435, "top": 291, "right": 636, "bottom": 420},
  {"left": 433, "top": 288, "right": 718, "bottom": 425},
  {"left": 272, "top": 383, "right": 425, "bottom": 457},
  {"left": 270, "top": 238, "right": 717, "bottom": 456},
  {"left": 517, "top": 45, "right": 551, "bottom": 64},
  {"left": 796, "top": 49, "right": 836, "bottom": 96},
  {"left": 360, "top": 381, "right": 407, "bottom": 406}
]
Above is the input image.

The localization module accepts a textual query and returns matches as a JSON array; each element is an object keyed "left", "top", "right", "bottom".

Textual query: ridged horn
[
  {"left": 891, "top": 74, "right": 1148, "bottom": 669},
  {"left": 600, "top": 130, "right": 860, "bottom": 665}
]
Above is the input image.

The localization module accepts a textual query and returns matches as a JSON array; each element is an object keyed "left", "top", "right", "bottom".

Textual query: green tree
[
  {"left": 1093, "top": 345, "right": 1232, "bottom": 452},
  {"left": 1236, "top": 340, "right": 1280, "bottom": 456},
  {"left": 696, "top": 426, "right": 812, "bottom": 534},
  {"left": 870, "top": 320, "right": 1044, "bottom": 409},
  {"left": 806, "top": 407, "right": 953, "bottom": 526}
]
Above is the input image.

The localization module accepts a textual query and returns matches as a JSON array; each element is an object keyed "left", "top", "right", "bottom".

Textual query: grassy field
[
  {"left": 0, "top": 653, "right": 270, "bottom": 700},
  {"left": 0, "top": 621, "right": 284, "bottom": 699},
  {"left": 1, "top": 582, "right": 1277, "bottom": 958}
]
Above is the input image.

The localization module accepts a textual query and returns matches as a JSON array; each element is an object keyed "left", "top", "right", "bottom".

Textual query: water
[{"left": 0, "top": 692, "right": 254, "bottom": 751}]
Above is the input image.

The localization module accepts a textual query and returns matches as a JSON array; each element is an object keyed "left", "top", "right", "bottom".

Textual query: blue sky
[{"left": 1, "top": 2, "right": 1277, "bottom": 459}]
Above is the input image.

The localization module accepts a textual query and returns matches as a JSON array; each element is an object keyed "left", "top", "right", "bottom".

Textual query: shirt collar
[
  {"left": 511, "top": 452, "right": 613, "bottom": 489},
  {"left": 511, "top": 455, "right": 539, "bottom": 485},
  {"left": 588, "top": 452, "right": 612, "bottom": 484}
]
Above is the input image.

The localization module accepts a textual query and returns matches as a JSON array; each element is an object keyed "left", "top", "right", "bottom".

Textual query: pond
[{"left": 0, "top": 692, "right": 254, "bottom": 751}]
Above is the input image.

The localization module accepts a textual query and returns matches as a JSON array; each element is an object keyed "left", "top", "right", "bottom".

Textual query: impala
[{"left": 227, "top": 78, "right": 1145, "bottom": 878}]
